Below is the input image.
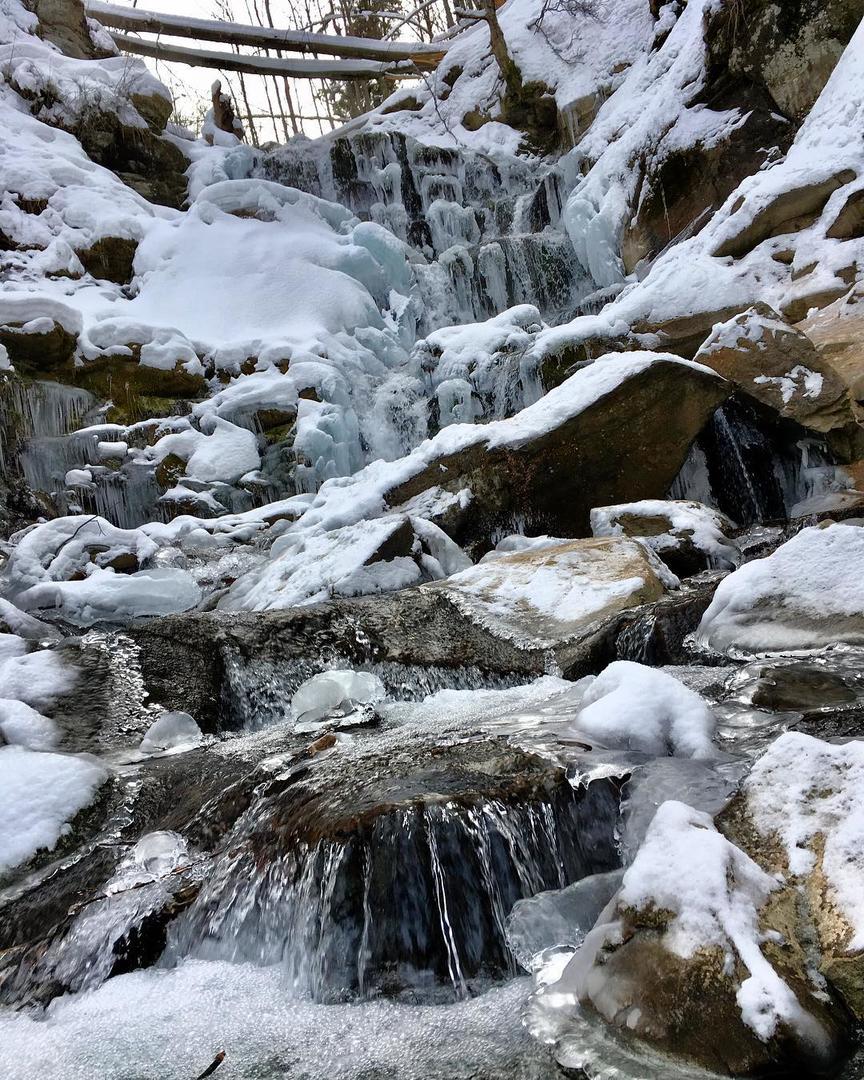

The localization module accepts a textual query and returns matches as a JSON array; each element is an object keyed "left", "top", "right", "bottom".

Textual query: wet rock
[{"left": 695, "top": 303, "right": 855, "bottom": 434}]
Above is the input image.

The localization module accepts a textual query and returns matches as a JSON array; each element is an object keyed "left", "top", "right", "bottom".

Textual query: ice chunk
[
  {"left": 139, "top": 712, "right": 203, "bottom": 756},
  {"left": 505, "top": 869, "right": 625, "bottom": 972},
  {"left": 129, "top": 831, "right": 189, "bottom": 879},
  {"left": 568, "top": 661, "right": 717, "bottom": 759},
  {"left": 291, "top": 670, "right": 386, "bottom": 727},
  {"left": 0, "top": 746, "right": 106, "bottom": 874}
]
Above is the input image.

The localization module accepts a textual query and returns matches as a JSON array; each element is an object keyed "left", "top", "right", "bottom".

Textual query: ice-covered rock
[
  {"left": 590, "top": 499, "right": 739, "bottom": 576},
  {"left": 697, "top": 523, "right": 864, "bottom": 655},
  {"left": 431, "top": 537, "right": 675, "bottom": 650},
  {"left": 567, "top": 661, "right": 717, "bottom": 759},
  {"left": 139, "top": 712, "right": 202, "bottom": 756}
]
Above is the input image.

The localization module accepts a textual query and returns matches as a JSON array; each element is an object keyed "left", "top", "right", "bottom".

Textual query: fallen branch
[{"left": 195, "top": 1051, "right": 226, "bottom": 1079}]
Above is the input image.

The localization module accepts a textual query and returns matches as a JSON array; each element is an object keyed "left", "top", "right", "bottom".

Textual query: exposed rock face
[
  {"left": 706, "top": 0, "right": 863, "bottom": 122},
  {"left": 695, "top": 303, "right": 856, "bottom": 433},
  {"left": 30, "top": 0, "right": 106, "bottom": 60},
  {"left": 386, "top": 356, "right": 730, "bottom": 553},
  {"left": 0, "top": 320, "right": 78, "bottom": 372},
  {"left": 801, "top": 300, "right": 864, "bottom": 403}
]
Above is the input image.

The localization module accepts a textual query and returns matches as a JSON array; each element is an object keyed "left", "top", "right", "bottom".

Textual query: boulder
[
  {"left": 711, "top": 170, "right": 856, "bottom": 260},
  {"left": 0, "top": 319, "right": 78, "bottom": 372},
  {"left": 539, "top": 799, "right": 850, "bottom": 1076},
  {"left": 384, "top": 352, "right": 730, "bottom": 553},
  {"left": 75, "top": 236, "right": 139, "bottom": 284},
  {"left": 590, "top": 499, "right": 739, "bottom": 577},
  {"left": 31, "top": 0, "right": 105, "bottom": 60},
  {"left": 800, "top": 300, "right": 864, "bottom": 403},
  {"left": 695, "top": 304, "right": 855, "bottom": 433},
  {"left": 429, "top": 537, "right": 672, "bottom": 651},
  {"left": 696, "top": 523, "right": 864, "bottom": 655},
  {"left": 722, "top": 732, "right": 864, "bottom": 1024}
]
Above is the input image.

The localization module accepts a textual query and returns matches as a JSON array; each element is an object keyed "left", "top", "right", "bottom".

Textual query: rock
[
  {"left": 722, "top": 732, "right": 864, "bottom": 1023},
  {"left": 711, "top": 170, "right": 856, "bottom": 259},
  {"left": 696, "top": 523, "right": 864, "bottom": 655},
  {"left": 706, "top": 0, "right": 863, "bottom": 122},
  {"left": 75, "top": 236, "right": 138, "bottom": 285},
  {"left": 631, "top": 305, "right": 745, "bottom": 359},
  {"left": 826, "top": 186, "right": 864, "bottom": 240},
  {"left": 0, "top": 320, "right": 78, "bottom": 372},
  {"left": 590, "top": 499, "right": 739, "bottom": 577},
  {"left": 800, "top": 300, "right": 864, "bottom": 403},
  {"left": 384, "top": 353, "right": 729, "bottom": 553},
  {"left": 429, "top": 537, "right": 671, "bottom": 651},
  {"left": 537, "top": 799, "right": 849, "bottom": 1077},
  {"left": 694, "top": 303, "right": 855, "bottom": 433},
  {"left": 31, "top": 0, "right": 105, "bottom": 60}
]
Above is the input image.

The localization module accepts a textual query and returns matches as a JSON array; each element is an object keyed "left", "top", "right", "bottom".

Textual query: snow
[
  {"left": 590, "top": 499, "right": 740, "bottom": 570},
  {"left": 434, "top": 537, "right": 673, "bottom": 649},
  {"left": 697, "top": 524, "right": 864, "bottom": 655},
  {"left": 568, "top": 661, "right": 717, "bottom": 759},
  {"left": 745, "top": 732, "right": 864, "bottom": 951},
  {"left": 0, "top": 746, "right": 106, "bottom": 874},
  {"left": 0, "top": 646, "right": 76, "bottom": 708},
  {"left": 0, "top": 698, "right": 58, "bottom": 750}
]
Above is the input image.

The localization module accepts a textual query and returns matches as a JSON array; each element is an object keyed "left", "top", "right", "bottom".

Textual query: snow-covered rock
[
  {"left": 535, "top": 800, "right": 846, "bottom": 1075},
  {"left": 696, "top": 523, "right": 864, "bottom": 655},
  {"left": 430, "top": 537, "right": 675, "bottom": 650},
  {"left": 695, "top": 304, "right": 854, "bottom": 433},
  {"left": 590, "top": 499, "right": 739, "bottom": 575}
]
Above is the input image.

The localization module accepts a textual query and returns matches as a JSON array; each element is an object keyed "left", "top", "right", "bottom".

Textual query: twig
[{"left": 195, "top": 1050, "right": 226, "bottom": 1079}]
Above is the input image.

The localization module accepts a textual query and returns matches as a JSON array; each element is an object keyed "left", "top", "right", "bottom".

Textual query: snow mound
[
  {"left": 569, "top": 661, "right": 717, "bottom": 759},
  {"left": 0, "top": 746, "right": 106, "bottom": 874}
]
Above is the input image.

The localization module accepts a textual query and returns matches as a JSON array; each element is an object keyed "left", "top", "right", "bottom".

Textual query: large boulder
[
  {"left": 695, "top": 303, "right": 855, "bottom": 433},
  {"left": 696, "top": 523, "right": 864, "bottom": 655},
  {"left": 383, "top": 352, "right": 730, "bottom": 554},
  {"left": 31, "top": 0, "right": 106, "bottom": 60},
  {"left": 536, "top": 799, "right": 850, "bottom": 1076}
]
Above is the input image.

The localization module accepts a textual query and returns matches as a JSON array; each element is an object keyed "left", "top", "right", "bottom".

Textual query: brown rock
[
  {"left": 0, "top": 320, "right": 78, "bottom": 372},
  {"left": 75, "top": 236, "right": 138, "bottom": 285},
  {"left": 694, "top": 303, "right": 855, "bottom": 432}
]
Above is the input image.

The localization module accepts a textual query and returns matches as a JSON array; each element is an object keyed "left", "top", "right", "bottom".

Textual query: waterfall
[
  {"left": 669, "top": 396, "right": 851, "bottom": 525},
  {"left": 165, "top": 779, "right": 620, "bottom": 1002}
]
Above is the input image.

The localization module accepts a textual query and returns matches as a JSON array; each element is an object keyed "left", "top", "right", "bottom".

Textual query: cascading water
[{"left": 669, "top": 396, "right": 852, "bottom": 525}]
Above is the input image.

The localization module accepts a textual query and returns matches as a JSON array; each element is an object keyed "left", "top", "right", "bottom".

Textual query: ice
[
  {"left": 505, "top": 869, "right": 625, "bottom": 972},
  {"left": 15, "top": 566, "right": 202, "bottom": 626},
  {"left": 291, "top": 669, "right": 387, "bottom": 728},
  {"left": 139, "top": 712, "right": 203, "bottom": 756},
  {"left": 0, "top": 960, "right": 549, "bottom": 1080},
  {"left": 128, "top": 831, "right": 189, "bottom": 878},
  {"left": 0, "top": 745, "right": 106, "bottom": 874},
  {"left": 567, "top": 662, "right": 718, "bottom": 760}
]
